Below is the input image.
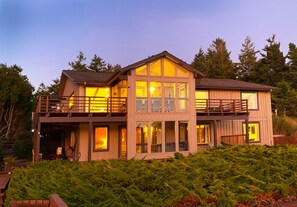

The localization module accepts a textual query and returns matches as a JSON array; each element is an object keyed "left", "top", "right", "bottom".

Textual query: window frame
[
  {"left": 196, "top": 123, "right": 211, "bottom": 145},
  {"left": 94, "top": 126, "right": 109, "bottom": 151},
  {"left": 242, "top": 122, "right": 261, "bottom": 143},
  {"left": 241, "top": 91, "right": 259, "bottom": 110}
]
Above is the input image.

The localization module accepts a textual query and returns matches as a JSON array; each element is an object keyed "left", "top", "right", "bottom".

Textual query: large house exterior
[{"left": 32, "top": 51, "right": 275, "bottom": 162}]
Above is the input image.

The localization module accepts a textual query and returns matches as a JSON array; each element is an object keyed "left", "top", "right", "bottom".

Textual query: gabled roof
[
  {"left": 107, "top": 51, "right": 205, "bottom": 84},
  {"left": 196, "top": 78, "right": 276, "bottom": 91}
]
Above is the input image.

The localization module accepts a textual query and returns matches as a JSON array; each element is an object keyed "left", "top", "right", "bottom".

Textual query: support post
[
  {"left": 245, "top": 119, "right": 249, "bottom": 144},
  {"left": 213, "top": 120, "right": 218, "bottom": 147},
  {"left": 88, "top": 122, "right": 93, "bottom": 161}
]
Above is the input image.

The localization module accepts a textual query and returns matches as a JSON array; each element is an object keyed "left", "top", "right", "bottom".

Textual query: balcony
[
  {"left": 196, "top": 99, "right": 248, "bottom": 116},
  {"left": 36, "top": 95, "right": 127, "bottom": 116}
]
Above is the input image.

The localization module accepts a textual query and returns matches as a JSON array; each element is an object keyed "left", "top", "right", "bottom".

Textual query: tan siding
[{"left": 78, "top": 123, "right": 89, "bottom": 161}]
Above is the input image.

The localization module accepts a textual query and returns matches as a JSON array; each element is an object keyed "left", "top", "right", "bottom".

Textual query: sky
[{"left": 1, "top": 0, "right": 297, "bottom": 90}]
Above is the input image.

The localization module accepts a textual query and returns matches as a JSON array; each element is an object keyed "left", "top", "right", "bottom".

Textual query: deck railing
[
  {"left": 196, "top": 99, "right": 248, "bottom": 115},
  {"left": 36, "top": 96, "right": 127, "bottom": 114},
  {"left": 221, "top": 134, "right": 246, "bottom": 145}
]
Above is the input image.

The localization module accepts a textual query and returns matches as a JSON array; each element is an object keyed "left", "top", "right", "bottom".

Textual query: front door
[{"left": 119, "top": 127, "right": 127, "bottom": 158}]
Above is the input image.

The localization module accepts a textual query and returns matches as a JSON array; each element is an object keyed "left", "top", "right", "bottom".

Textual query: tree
[
  {"left": 236, "top": 36, "right": 258, "bottom": 81},
  {"left": 250, "top": 35, "right": 287, "bottom": 86},
  {"left": 106, "top": 63, "right": 121, "bottom": 72},
  {"left": 88, "top": 54, "right": 107, "bottom": 72},
  {"left": 69, "top": 51, "right": 87, "bottom": 71},
  {"left": 197, "top": 38, "right": 235, "bottom": 79},
  {"left": 47, "top": 78, "right": 60, "bottom": 94},
  {"left": 191, "top": 48, "right": 207, "bottom": 74},
  {"left": 0, "top": 64, "right": 34, "bottom": 155},
  {"left": 286, "top": 43, "right": 297, "bottom": 89},
  {"left": 272, "top": 80, "right": 297, "bottom": 117}
]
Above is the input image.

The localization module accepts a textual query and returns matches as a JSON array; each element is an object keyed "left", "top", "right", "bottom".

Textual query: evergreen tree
[
  {"left": 69, "top": 51, "right": 87, "bottom": 71},
  {"left": 286, "top": 43, "right": 297, "bottom": 89},
  {"left": 47, "top": 78, "right": 60, "bottom": 95},
  {"left": 88, "top": 54, "right": 107, "bottom": 72},
  {"left": 236, "top": 36, "right": 258, "bottom": 81},
  {"left": 106, "top": 63, "right": 121, "bottom": 72},
  {"left": 204, "top": 38, "right": 235, "bottom": 79},
  {"left": 250, "top": 35, "right": 287, "bottom": 86},
  {"left": 191, "top": 48, "right": 207, "bottom": 74}
]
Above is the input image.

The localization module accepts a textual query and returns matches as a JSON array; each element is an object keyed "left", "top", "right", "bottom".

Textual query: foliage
[
  {"left": 0, "top": 64, "right": 34, "bottom": 150},
  {"left": 13, "top": 131, "right": 32, "bottom": 160},
  {"left": 68, "top": 51, "right": 88, "bottom": 72},
  {"left": 88, "top": 54, "right": 106, "bottom": 72},
  {"left": 273, "top": 115, "right": 297, "bottom": 136},
  {"left": 192, "top": 38, "right": 235, "bottom": 79},
  {"left": 5, "top": 145, "right": 297, "bottom": 207},
  {"left": 236, "top": 36, "right": 258, "bottom": 81}
]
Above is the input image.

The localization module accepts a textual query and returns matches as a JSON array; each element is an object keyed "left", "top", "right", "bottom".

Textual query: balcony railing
[
  {"left": 36, "top": 96, "right": 127, "bottom": 114},
  {"left": 221, "top": 134, "right": 246, "bottom": 145},
  {"left": 196, "top": 99, "right": 248, "bottom": 115}
]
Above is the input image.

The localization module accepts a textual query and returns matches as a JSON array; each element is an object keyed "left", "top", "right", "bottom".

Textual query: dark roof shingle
[
  {"left": 62, "top": 70, "right": 115, "bottom": 84},
  {"left": 196, "top": 78, "right": 276, "bottom": 91}
]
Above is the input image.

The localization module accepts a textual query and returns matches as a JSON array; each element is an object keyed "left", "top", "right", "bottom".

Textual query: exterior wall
[
  {"left": 201, "top": 90, "right": 273, "bottom": 145},
  {"left": 126, "top": 60, "right": 197, "bottom": 159},
  {"left": 62, "top": 78, "right": 80, "bottom": 96},
  {"left": 78, "top": 123, "right": 120, "bottom": 161}
]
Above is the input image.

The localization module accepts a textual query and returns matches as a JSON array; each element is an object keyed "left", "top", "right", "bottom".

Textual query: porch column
[
  {"left": 88, "top": 122, "right": 93, "bottom": 161},
  {"left": 213, "top": 120, "right": 218, "bottom": 147},
  {"left": 34, "top": 122, "right": 41, "bottom": 162},
  {"left": 245, "top": 118, "right": 249, "bottom": 144}
]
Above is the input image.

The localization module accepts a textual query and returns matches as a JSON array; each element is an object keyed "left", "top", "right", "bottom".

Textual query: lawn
[{"left": 5, "top": 145, "right": 297, "bottom": 207}]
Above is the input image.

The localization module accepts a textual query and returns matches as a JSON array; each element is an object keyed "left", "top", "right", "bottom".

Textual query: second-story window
[
  {"left": 150, "top": 82, "right": 162, "bottom": 112},
  {"left": 195, "top": 90, "right": 209, "bottom": 110},
  {"left": 136, "top": 81, "right": 148, "bottom": 112},
  {"left": 177, "top": 83, "right": 189, "bottom": 112},
  {"left": 85, "top": 87, "right": 110, "bottom": 112},
  {"left": 164, "top": 83, "right": 175, "bottom": 112},
  {"left": 241, "top": 91, "right": 258, "bottom": 110}
]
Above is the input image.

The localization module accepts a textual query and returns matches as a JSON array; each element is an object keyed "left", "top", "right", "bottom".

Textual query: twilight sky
[{"left": 1, "top": 0, "right": 297, "bottom": 89}]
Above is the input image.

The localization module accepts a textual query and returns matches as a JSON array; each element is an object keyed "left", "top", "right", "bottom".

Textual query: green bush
[{"left": 5, "top": 145, "right": 297, "bottom": 207}]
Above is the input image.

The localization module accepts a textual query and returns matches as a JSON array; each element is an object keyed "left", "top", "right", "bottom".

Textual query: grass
[{"left": 5, "top": 145, "right": 297, "bottom": 207}]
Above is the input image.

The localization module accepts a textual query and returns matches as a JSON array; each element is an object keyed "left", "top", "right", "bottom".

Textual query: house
[{"left": 32, "top": 51, "right": 275, "bottom": 162}]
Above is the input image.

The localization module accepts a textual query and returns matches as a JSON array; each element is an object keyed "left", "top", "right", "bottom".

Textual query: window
[
  {"left": 164, "top": 83, "right": 175, "bottom": 112},
  {"left": 177, "top": 66, "right": 189, "bottom": 77},
  {"left": 179, "top": 122, "right": 188, "bottom": 151},
  {"left": 197, "top": 124, "right": 210, "bottom": 144},
  {"left": 150, "top": 82, "right": 162, "bottom": 112},
  {"left": 85, "top": 87, "right": 110, "bottom": 112},
  {"left": 135, "top": 65, "right": 147, "bottom": 76},
  {"left": 165, "top": 121, "right": 175, "bottom": 152},
  {"left": 177, "top": 83, "right": 189, "bottom": 112},
  {"left": 136, "top": 122, "right": 148, "bottom": 153},
  {"left": 94, "top": 127, "right": 108, "bottom": 151},
  {"left": 149, "top": 60, "right": 161, "bottom": 76},
  {"left": 241, "top": 91, "right": 258, "bottom": 110},
  {"left": 151, "top": 121, "right": 162, "bottom": 153},
  {"left": 68, "top": 93, "right": 74, "bottom": 109},
  {"left": 164, "top": 59, "right": 176, "bottom": 77},
  {"left": 136, "top": 81, "right": 147, "bottom": 112},
  {"left": 243, "top": 123, "right": 260, "bottom": 142},
  {"left": 195, "top": 90, "right": 209, "bottom": 110}
]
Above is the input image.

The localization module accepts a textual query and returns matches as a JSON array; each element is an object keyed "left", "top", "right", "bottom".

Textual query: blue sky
[{"left": 1, "top": 0, "right": 297, "bottom": 89}]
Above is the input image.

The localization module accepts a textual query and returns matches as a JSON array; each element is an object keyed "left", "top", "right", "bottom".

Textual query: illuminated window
[
  {"left": 195, "top": 90, "right": 209, "bottom": 110},
  {"left": 150, "top": 82, "right": 162, "bottom": 112},
  {"left": 151, "top": 121, "right": 162, "bottom": 153},
  {"left": 136, "top": 122, "right": 148, "bottom": 153},
  {"left": 136, "top": 65, "right": 147, "bottom": 76},
  {"left": 68, "top": 93, "right": 74, "bottom": 109},
  {"left": 136, "top": 81, "right": 147, "bottom": 112},
  {"left": 243, "top": 123, "right": 260, "bottom": 142},
  {"left": 177, "top": 66, "right": 189, "bottom": 77},
  {"left": 241, "top": 92, "right": 258, "bottom": 110},
  {"left": 164, "top": 83, "right": 175, "bottom": 112},
  {"left": 197, "top": 124, "right": 210, "bottom": 144},
  {"left": 85, "top": 87, "right": 110, "bottom": 112},
  {"left": 177, "top": 83, "right": 188, "bottom": 112},
  {"left": 149, "top": 60, "right": 161, "bottom": 76},
  {"left": 164, "top": 59, "right": 176, "bottom": 77},
  {"left": 94, "top": 127, "right": 108, "bottom": 151}
]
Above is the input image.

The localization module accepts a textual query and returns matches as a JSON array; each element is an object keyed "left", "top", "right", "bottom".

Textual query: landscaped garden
[{"left": 5, "top": 145, "right": 297, "bottom": 207}]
